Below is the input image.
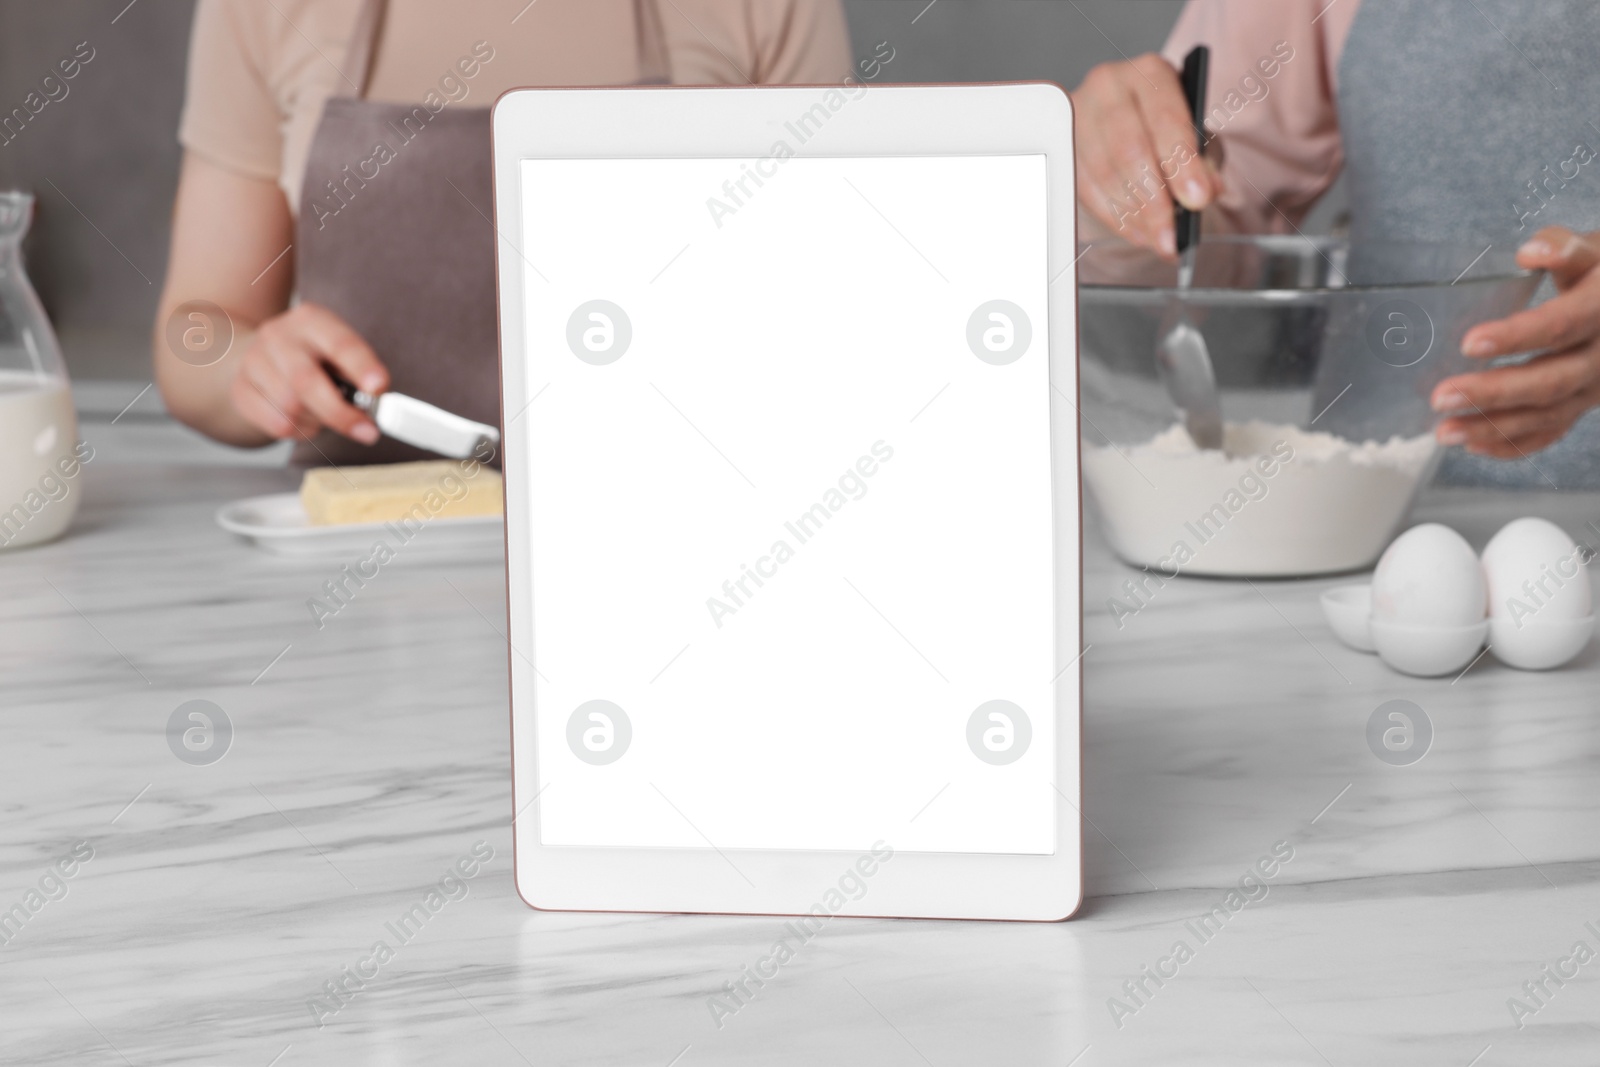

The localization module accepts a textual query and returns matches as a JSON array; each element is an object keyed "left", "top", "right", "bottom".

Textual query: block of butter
[{"left": 300, "top": 460, "right": 503, "bottom": 526}]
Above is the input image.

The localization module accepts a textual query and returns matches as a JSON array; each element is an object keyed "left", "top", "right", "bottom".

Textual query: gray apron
[
  {"left": 1339, "top": 0, "right": 1600, "bottom": 487},
  {"left": 292, "top": 0, "right": 671, "bottom": 466}
]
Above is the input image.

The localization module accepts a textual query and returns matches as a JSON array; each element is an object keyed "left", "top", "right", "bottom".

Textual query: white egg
[
  {"left": 1370, "top": 523, "right": 1486, "bottom": 627},
  {"left": 1481, "top": 517, "right": 1592, "bottom": 623}
]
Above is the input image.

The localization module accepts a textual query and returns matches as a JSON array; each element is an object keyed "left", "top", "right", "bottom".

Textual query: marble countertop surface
[{"left": 4, "top": 463, "right": 1600, "bottom": 1065}]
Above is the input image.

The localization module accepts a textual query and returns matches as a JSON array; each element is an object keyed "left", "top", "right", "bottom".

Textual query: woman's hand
[
  {"left": 1070, "top": 54, "right": 1223, "bottom": 259},
  {"left": 229, "top": 303, "right": 389, "bottom": 444},
  {"left": 1434, "top": 227, "right": 1600, "bottom": 458},
  {"left": 155, "top": 153, "right": 390, "bottom": 448}
]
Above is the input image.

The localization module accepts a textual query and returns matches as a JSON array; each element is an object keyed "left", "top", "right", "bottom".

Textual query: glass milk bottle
[{"left": 0, "top": 191, "right": 81, "bottom": 550}]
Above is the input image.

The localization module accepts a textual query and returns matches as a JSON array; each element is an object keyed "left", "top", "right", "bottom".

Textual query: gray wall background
[
  {"left": 0, "top": 0, "right": 1188, "bottom": 382},
  {"left": 0, "top": 2, "right": 190, "bottom": 379}
]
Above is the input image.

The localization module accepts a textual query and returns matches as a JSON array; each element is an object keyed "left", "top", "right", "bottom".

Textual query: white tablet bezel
[{"left": 492, "top": 83, "right": 1081, "bottom": 921}]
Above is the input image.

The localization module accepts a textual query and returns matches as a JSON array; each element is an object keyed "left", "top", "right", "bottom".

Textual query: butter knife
[{"left": 335, "top": 377, "right": 500, "bottom": 460}]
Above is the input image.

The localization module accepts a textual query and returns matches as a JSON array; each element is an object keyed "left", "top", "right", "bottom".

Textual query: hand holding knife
[{"left": 331, "top": 371, "right": 501, "bottom": 460}]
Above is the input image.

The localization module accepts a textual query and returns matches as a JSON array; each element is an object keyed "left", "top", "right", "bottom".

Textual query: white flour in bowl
[{"left": 1082, "top": 421, "right": 1437, "bottom": 577}]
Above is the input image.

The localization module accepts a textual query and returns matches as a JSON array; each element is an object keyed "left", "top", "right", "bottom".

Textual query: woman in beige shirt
[{"left": 155, "top": 0, "right": 851, "bottom": 457}]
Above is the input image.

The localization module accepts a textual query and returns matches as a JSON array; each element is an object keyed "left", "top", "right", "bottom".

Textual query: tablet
[{"left": 492, "top": 83, "right": 1081, "bottom": 921}]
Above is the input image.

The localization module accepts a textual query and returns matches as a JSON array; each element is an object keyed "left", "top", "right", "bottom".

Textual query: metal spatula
[{"left": 1156, "top": 45, "right": 1223, "bottom": 451}]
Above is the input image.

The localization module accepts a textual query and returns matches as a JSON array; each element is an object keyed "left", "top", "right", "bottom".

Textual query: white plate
[{"left": 215, "top": 492, "right": 503, "bottom": 559}]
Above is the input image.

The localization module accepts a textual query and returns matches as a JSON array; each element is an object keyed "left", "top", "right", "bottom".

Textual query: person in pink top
[{"left": 1072, "top": 0, "right": 1600, "bottom": 473}]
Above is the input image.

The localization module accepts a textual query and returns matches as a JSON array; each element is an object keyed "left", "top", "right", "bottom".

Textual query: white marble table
[{"left": 4, "top": 463, "right": 1599, "bottom": 1065}]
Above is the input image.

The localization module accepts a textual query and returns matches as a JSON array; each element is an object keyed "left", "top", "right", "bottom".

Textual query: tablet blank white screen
[{"left": 521, "top": 155, "right": 1055, "bottom": 855}]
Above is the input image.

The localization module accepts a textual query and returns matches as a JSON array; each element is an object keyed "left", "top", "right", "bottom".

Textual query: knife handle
[
  {"left": 1174, "top": 44, "right": 1210, "bottom": 256},
  {"left": 328, "top": 368, "right": 376, "bottom": 412}
]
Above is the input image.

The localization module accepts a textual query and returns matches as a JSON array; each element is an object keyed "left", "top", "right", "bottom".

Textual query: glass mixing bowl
[{"left": 1077, "top": 236, "right": 1541, "bottom": 578}]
